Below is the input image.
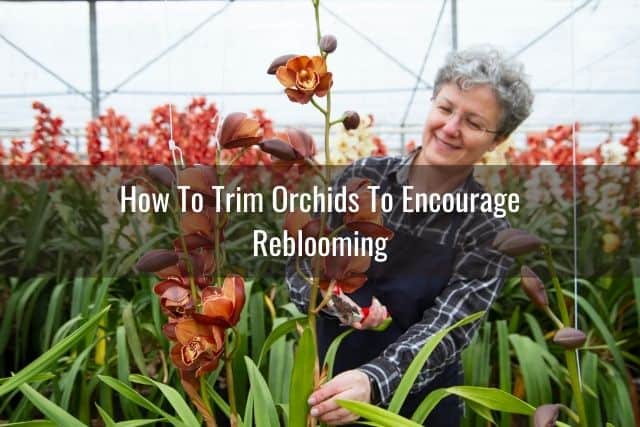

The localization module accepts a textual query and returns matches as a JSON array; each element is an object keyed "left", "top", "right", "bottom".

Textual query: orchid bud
[
  {"left": 342, "top": 111, "right": 360, "bottom": 130},
  {"left": 492, "top": 228, "right": 542, "bottom": 256},
  {"left": 533, "top": 404, "right": 561, "bottom": 427},
  {"left": 520, "top": 266, "right": 548, "bottom": 309},
  {"left": 148, "top": 164, "right": 175, "bottom": 187},
  {"left": 267, "top": 54, "right": 296, "bottom": 75},
  {"left": 553, "top": 327, "right": 586, "bottom": 349},
  {"left": 259, "top": 138, "right": 298, "bottom": 161},
  {"left": 136, "top": 249, "right": 178, "bottom": 273},
  {"left": 319, "top": 34, "right": 337, "bottom": 53}
]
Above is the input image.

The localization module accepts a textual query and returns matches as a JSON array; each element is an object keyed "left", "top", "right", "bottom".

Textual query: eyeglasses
[{"left": 430, "top": 97, "right": 500, "bottom": 136}]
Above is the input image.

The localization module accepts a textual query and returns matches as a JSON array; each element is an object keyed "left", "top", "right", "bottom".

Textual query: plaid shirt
[{"left": 285, "top": 148, "right": 513, "bottom": 406}]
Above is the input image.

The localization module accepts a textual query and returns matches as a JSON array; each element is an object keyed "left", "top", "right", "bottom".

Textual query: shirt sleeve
[{"left": 358, "top": 215, "right": 514, "bottom": 405}]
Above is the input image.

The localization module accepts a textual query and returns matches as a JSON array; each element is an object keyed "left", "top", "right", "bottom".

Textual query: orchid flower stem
[
  {"left": 307, "top": 1, "right": 329, "bottom": 400},
  {"left": 329, "top": 117, "right": 345, "bottom": 127},
  {"left": 560, "top": 404, "right": 581, "bottom": 424},
  {"left": 169, "top": 184, "right": 200, "bottom": 301},
  {"left": 225, "top": 331, "right": 239, "bottom": 427},
  {"left": 542, "top": 245, "right": 571, "bottom": 326},
  {"left": 226, "top": 326, "right": 242, "bottom": 360},
  {"left": 313, "top": 280, "right": 336, "bottom": 314},
  {"left": 313, "top": 0, "right": 321, "bottom": 44},
  {"left": 327, "top": 225, "right": 346, "bottom": 239},
  {"left": 264, "top": 294, "right": 277, "bottom": 322},
  {"left": 311, "top": 98, "right": 327, "bottom": 116},
  {"left": 220, "top": 146, "right": 250, "bottom": 180},
  {"left": 305, "top": 158, "right": 329, "bottom": 185},
  {"left": 200, "top": 376, "right": 213, "bottom": 417},
  {"left": 564, "top": 349, "right": 588, "bottom": 427},
  {"left": 542, "top": 245, "right": 587, "bottom": 426},
  {"left": 543, "top": 306, "right": 565, "bottom": 329}
]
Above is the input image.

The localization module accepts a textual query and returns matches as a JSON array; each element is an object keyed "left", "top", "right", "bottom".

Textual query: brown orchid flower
[
  {"left": 283, "top": 209, "right": 330, "bottom": 241},
  {"left": 197, "top": 275, "right": 246, "bottom": 327},
  {"left": 322, "top": 253, "right": 371, "bottom": 294},
  {"left": 153, "top": 279, "right": 195, "bottom": 318},
  {"left": 343, "top": 178, "right": 394, "bottom": 239},
  {"left": 218, "top": 112, "right": 262, "bottom": 149},
  {"left": 170, "top": 318, "right": 225, "bottom": 377},
  {"left": 276, "top": 55, "right": 333, "bottom": 104},
  {"left": 151, "top": 248, "right": 215, "bottom": 290},
  {"left": 177, "top": 165, "right": 218, "bottom": 207},
  {"left": 263, "top": 128, "right": 316, "bottom": 162},
  {"left": 178, "top": 208, "right": 225, "bottom": 246}
]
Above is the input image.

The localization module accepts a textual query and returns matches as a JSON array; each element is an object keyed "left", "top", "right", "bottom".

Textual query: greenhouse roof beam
[
  {"left": 399, "top": 0, "right": 447, "bottom": 131},
  {"left": 510, "top": 0, "right": 594, "bottom": 59},
  {"left": 2, "top": 87, "right": 639, "bottom": 101},
  {"left": 547, "top": 33, "right": 640, "bottom": 88},
  {"left": 320, "top": 3, "right": 432, "bottom": 90},
  {"left": 0, "top": 32, "right": 91, "bottom": 102},
  {"left": 100, "top": 1, "right": 233, "bottom": 102}
]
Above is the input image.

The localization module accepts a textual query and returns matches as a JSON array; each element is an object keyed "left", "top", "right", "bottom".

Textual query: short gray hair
[{"left": 433, "top": 46, "right": 534, "bottom": 138}]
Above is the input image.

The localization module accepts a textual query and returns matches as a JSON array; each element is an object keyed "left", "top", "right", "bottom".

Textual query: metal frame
[{"left": 0, "top": 0, "right": 634, "bottom": 131}]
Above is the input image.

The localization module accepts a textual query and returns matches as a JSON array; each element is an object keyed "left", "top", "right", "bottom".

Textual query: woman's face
[{"left": 419, "top": 82, "right": 506, "bottom": 166}]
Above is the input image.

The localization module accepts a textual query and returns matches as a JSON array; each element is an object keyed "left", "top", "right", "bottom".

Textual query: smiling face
[{"left": 419, "top": 82, "right": 506, "bottom": 166}]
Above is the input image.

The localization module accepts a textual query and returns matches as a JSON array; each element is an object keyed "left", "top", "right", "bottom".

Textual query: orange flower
[
  {"left": 276, "top": 56, "right": 333, "bottom": 104},
  {"left": 218, "top": 112, "right": 262, "bottom": 149},
  {"left": 343, "top": 178, "right": 394, "bottom": 238},
  {"left": 171, "top": 318, "right": 225, "bottom": 376},
  {"left": 197, "top": 275, "right": 246, "bottom": 327}
]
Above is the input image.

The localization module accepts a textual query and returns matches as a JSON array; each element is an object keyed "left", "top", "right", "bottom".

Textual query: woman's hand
[
  {"left": 308, "top": 370, "right": 371, "bottom": 425},
  {"left": 353, "top": 297, "right": 387, "bottom": 330}
]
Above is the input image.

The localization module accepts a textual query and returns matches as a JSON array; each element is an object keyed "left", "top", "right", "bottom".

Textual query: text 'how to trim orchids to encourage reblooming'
[{"left": 119, "top": 182, "right": 520, "bottom": 263}]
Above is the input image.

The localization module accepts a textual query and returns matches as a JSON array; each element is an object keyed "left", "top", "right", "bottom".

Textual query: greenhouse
[{"left": 1, "top": 1, "right": 639, "bottom": 426}]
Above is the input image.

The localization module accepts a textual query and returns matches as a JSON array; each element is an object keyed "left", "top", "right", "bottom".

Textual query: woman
[{"left": 286, "top": 46, "right": 534, "bottom": 426}]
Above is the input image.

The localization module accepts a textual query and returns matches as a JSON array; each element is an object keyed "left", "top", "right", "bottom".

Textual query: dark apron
[{"left": 317, "top": 213, "right": 464, "bottom": 426}]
